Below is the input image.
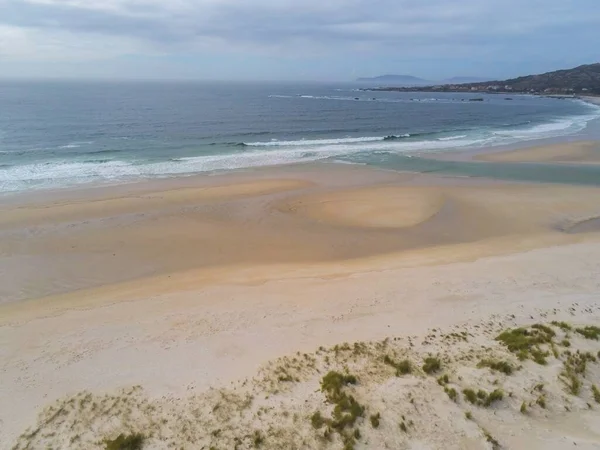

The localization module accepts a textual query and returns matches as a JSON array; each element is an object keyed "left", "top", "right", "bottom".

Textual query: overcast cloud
[{"left": 0, "top": 0, "right": 598, "bottom": 80}]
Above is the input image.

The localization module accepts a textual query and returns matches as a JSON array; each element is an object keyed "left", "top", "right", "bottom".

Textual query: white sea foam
[
  {"left": 493, "top": 111, "right": 599, "bottom": 139},
  {"left": 0, "top": 136, "right": 493, "bottom": 193},
  {"left": 245, "top": 136, "right": 385, "bottom": 147},
  {"left": 437, "top": 135, "right": 468, "bottom": 141},
  {"left": 58, "top": 141, "right": 94, "bottom": 149},
  {"left": 2, "top": 103, "right": 599, "bottom": 194}
]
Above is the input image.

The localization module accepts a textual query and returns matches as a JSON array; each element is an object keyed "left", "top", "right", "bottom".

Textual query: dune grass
[{"left": 104, "top": 433, "right": 145, "bottom": 450}]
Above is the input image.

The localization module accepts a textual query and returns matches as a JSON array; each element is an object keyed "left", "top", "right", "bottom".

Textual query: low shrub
[
  {"left": 477, "top": 359, "right": 516, "bottom": 375},
  {"left": 592, "top": 385, "right": 600, "bottom": 403},
  {"left": 576, "top": 326, "right": 600, "bottom": 340},
  {"left": 445, "top": 387, "right": 458, "bottom": 402},
  {"left": 383, "top": 355, "right": 412, "bottom": 375},
  {"left": 551, "top": 321, "right": 572, "bottom": 331},
  {"left": 104, "top": 434, "right": 145, "bottom": 450},
  {"left": 463, "top": 389, "right": 478, "bottom": 404},
  {"left": 370, "top": 413, "right": 381, "bottom": 428},
  {"left": 422, "top": 357, "right": 441, "bottom": 374}
]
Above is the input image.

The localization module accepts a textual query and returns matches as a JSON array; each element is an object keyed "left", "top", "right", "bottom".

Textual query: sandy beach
[{"left": 2, "top": 141, "right": 600, "bottom": 449}]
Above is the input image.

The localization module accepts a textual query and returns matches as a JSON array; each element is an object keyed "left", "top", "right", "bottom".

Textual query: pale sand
[
  {"left": 2, "top": 158, "right": 600, "bottom": 449},
  {"left": 476, "top": 141, "right": 600, "bottom": 164},
  {"left": 581, "top": 95, "right": 600, "bottom": 107}
]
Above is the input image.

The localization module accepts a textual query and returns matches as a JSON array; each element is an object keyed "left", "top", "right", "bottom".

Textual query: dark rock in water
[
  {"left": 354, "top": 97, "right": 360, "bottom": 100},
  {"left": 505, "top": 97, "right": 513, "bottom": 100},
  {"left": 469, "top": 98, "right": 484, "bottom": 101}
]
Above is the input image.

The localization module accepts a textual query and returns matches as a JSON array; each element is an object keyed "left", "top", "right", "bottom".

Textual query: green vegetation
[
  {"left": 484, "top": 389, "right": 504, "bottom": 407},
  {"left": 104, "top": 434, "right": 145, "bottom": 450},
  {"left": 477, "top": 359, "right": 516, "bottom": 375},
  {"left": 314, "top": 371, "right": 365, "bottom": 450},
  {"left": 463, "top": 389, "right": 477, "bottom": 404},
  {"left": 444, "top": 387, "right": 458, "bottom": 401},
  {"left": 592, "top": 385, "right": 600, "bottom": 403},
  {"left": 520, "top": 402, "right": 527, "bottom": 414},
  {"left": 437, "top": 374, "right": 449, "bottom": 385},
  {"left": 383, "top": 355, "right": 412, "bottom": 375},
  {"left": 252, "top": 430, "right": 264, "bottom": 448},
  {"left": 561, "top": 339, "right": 571, "bottom": 347},
  {"left": 568, "top": 351, "right": 596, "bottom": 374},
  {"left": 422, "top": 357, "right": 442, "bottom": 374},
  {"left": 462, "top": 388, "right": 503, "bottom": 407},
  {"left": 496, "top": 325, "right": 554, "bottom": 364},
  {"left": 575, "top": 326, "right": 600, "bottom": 340},
  {"left": 465, "top": 411, "right": 473, "bottom": 420},
  {"left": 530, "top": 348, "right": 550, "bottom": 365},
  {"left": 564, "top": 372, "right": 581, "bottom": 396},
  {"left": 321, "top": 371, "right": 357, "bottom": 399},
  {"left": 551, "top": 321, "right": 572, "bottom": 331},
  {"left": 311, "top": 411, "right": 326, "bottom": 429},
  {"left": 560, "top": 351, "right": 597, "bottom": 396},
  {"left": 369, "top": 413, "right": 381, "bottom": 428},
  {"left": 483, "top": 429, "right": 501, "bottom": 450},
  {"left": 536, "top": 395, "right": 546, "bottom": 409},
  {"left": 399, "top": 421, "right": 408, "bottom": 433}
]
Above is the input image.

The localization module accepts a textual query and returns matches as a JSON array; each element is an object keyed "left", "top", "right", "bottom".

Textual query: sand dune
[{"left": 11, "top": 309, "right": 600, "bottom": 450}]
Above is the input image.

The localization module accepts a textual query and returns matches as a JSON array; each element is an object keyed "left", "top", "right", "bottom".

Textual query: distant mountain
[
  {"left": 471, "top": 63, "right": 600, "bottom": 94},
  {"left": 356, "top": 74, "right": 430, "bottom": 85},
  {"left": 356, "top": 74, "right": 491, "bottom": 86},
  {"left": 370, "top": 63, "right": 600, "bottom": 95},
  {"left": 442, "top": 76, "right": 490, "bottom": 84}
]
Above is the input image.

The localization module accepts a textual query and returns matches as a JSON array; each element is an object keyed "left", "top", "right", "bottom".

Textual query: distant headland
[
  {"left": 356, "top": 74, "right": 490, "bottom": 86},
  {"left": 364, "top": 63, "right": 600, "bottom": 96}
]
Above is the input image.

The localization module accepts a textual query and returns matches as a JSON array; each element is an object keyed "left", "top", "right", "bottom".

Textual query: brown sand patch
[
  {"left": 0, "top": 178, "right": 312, "bottom": 228},
  {"left": 476, "top": 141, "right": 600, "bottom": 164},
  {"left": 2, "top": 169, "right": 600, "bottom": 305},
  {"left": 277, "top": 186, "right": 445, "bottom": 229}
]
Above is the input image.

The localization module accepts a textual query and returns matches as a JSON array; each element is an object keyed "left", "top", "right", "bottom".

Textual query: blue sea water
[{"left": 1, "top": 80, "right": 600, "bottom": 193}]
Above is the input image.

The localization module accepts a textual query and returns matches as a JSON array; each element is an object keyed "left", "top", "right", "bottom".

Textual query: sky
[{"left": 0, "top": 0, "right": 599, "bottom": 81}]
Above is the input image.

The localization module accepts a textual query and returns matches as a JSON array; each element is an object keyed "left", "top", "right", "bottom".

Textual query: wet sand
[
  {"left": 3, "top": 142, "right": 600, "bottom": 448},
  {"left": 475, "top": 141, "right": 600, "bottom": 164}
]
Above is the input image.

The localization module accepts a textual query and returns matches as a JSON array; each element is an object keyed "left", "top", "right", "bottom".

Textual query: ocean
[{"left": 1, "top": 80, "right": 600, "bottom": 193}]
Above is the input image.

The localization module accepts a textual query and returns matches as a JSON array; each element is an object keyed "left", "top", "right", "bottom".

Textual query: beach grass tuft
[
  {"left": 422, "top": 357, "right": 442, "bottom": 374},
  {"left": 104, "top": 433, "right": 145, "bottom": 450},
  {"left": 575, "top": 326, "right": 600, "bottom": 340},
  {"left": 477, "top": 359, "right": 516, "bottom": 375}
]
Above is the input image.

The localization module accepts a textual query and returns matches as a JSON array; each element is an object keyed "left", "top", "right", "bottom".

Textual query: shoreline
[
  {"left": 428, "top": 140, "right": 600, "bottom": 165},
  {"left": 2, "top": 95, "right": 600, "bottom": 199}
]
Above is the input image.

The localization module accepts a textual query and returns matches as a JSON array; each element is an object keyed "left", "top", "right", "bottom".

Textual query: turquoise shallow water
[
  {"left": 340, "top": 150, "right": 600, "bottom": 186},
  {"left": 1, "top": 80, "right": 600, "bottom": 193}
]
